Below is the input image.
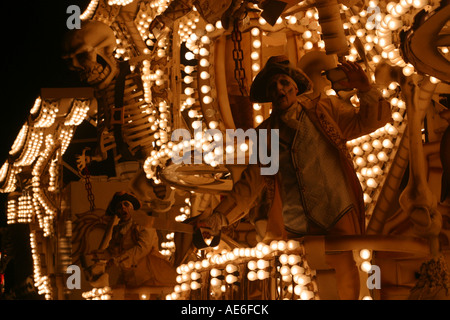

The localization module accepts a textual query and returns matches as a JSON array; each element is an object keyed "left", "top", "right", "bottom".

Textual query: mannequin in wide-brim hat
[
  {"left": 91, "top": 191, "right": 177, "bottom": 293},
  {"left": 196, "top": 54, "right": 392, "bottom": 299}
]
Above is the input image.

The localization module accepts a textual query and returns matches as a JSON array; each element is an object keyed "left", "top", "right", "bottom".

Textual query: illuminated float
[{"left": 0, "top": 0, "right": 449, "bottom": 300}]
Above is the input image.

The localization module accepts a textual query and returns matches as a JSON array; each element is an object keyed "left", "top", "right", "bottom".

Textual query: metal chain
[
  {"left": 231, "top": 20, "right": 248, "bottom": 96},
  {"left": 82, "top": 167, "right": 96, "bottom": 211}
]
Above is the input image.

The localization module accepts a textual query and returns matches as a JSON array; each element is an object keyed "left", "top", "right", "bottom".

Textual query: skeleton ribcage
[{"left": 98, "top": 74, "right": 156, "bottom": 161}]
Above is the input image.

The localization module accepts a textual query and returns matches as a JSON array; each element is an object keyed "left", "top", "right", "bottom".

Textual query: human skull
[{"left": 62, "top": 21, "right": 118, "bottom": 90}]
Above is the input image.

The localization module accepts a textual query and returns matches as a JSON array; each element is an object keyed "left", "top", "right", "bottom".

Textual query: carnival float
[{"left": 0, "top": 0, "right": 449, "bottom": 300}]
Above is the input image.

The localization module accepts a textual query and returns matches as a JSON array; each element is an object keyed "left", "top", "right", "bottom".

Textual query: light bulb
[
  {"left": 210, "top": 268, "right": 221, "bottom": 277},
  {"left": 257, "top": 259, "right": 269, "bottom": 269},
  {"left": 226, "top": 264, "right": 238, "bottom": 273},
  {"left": 361, "top": 261, "right": 372, "bottom": 272},
  {"left": 291, "top": 265, "right": 304, "bottom": 275},
  {"left": 247, "top": 271, "right": 257, "bottom": 281},
  {"left": 280, "top": 266, "right": 291, "bottom": 276},
  {"left": 185, "top": 52, "right": 195, "bottom": 60},
  {"left": 360, "top": 249, "right": 371, "bottom": 260}
]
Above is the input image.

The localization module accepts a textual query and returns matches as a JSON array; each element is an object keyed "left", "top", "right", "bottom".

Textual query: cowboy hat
[
  {"left": 250, "top": 55, "right": 312, "bottom": 103},
  {"left": 105, "top": 191, "right": 141, "bottom": 216}
]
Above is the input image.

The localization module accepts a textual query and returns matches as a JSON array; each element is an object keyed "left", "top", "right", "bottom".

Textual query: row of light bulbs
[
  {"left": 167, "top": 240, "right": 320, "bottom": 300},
  {"left": 6, "top": 194, "right": 33, "bottom": 224},
  {"left": 30, "top": 232, "right": 52, "bottom": 300},
  {"left": 82, "top": 286, "right": 112, "bottom": 300}
]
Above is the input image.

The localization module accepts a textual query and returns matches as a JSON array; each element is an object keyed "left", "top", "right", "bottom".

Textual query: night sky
[
  {"left": 0, "top": 1, "right": 91, "bottom": 224},
  {"left": 0, "top": 1, "right": 92, "bottom": 165},
  {"left": 0, "top": 2, "right": 93, "bottom": 296}
]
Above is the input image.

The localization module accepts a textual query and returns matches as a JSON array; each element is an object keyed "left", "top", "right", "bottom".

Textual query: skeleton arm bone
[{"left": 398, "top": 77, "right": 442, "bottom": 255}]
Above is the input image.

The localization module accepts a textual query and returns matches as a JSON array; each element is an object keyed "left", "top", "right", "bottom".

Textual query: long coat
[
  {"left": 107, "top": 220, "right": 177, "bottom": 287},
  {"left": 214, "top": 89, "right": 392, "bottom": 240}
]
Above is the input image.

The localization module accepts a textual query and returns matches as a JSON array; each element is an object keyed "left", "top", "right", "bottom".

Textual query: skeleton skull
[{"left": 62, "top": 21, "right": 118, "bottom": 90}]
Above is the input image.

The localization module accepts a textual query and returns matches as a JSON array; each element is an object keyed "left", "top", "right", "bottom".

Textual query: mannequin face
[
  {"left": 115, "top": 200, "right": 133, "bottom": 222},
  {"left": 267, "top": 73, "right": 299, "bottom": 111}
]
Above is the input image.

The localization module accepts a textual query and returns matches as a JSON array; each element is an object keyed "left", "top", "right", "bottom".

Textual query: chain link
[
  {"left": 82, "top": 167, "right": 96, "bottom": 211},
  {"left": 231, "top": 20, "right": 248, "bottom": 96}
]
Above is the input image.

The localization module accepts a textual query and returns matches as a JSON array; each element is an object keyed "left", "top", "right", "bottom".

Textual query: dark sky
[
  {"left": 0, "top": 1, "right": 91, "bottom": 165},
  {"left": 0, "top": 1, "right": 91, "bottom": 225}
]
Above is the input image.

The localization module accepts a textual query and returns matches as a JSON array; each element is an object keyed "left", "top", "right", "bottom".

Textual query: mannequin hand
[
  {"left": 196, "top": 209, "right": 226, "bottom": 238},
  {"left": 338, "top": 61, "right": 371, "bottom": 92},
  {"left": 88, "top": 250, "right": 112, "bottom": 261}
]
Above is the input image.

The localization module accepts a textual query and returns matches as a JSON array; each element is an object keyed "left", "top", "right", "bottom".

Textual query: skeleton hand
[
  {"left": 76, "top": 147, "right": 103, "bottom": 174},
  {"left": 409, "top": 206, "right": 443, "bottom": 239}
]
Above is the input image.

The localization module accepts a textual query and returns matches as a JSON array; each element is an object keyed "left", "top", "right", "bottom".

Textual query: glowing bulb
[
  {"left": 200, "top": 71, "right": 210, "bottom": 79},
  {"left": 184, "top": 87, "right": 194, "bottom": 95},
  {"left": 291, "top": 265, "right": 304, "bottom": 275},
  {"left": 184, "top": 76, "right": 194, "bottom": 84},
  {"left": 361, "top": 261, "right": 373, "bottom": 272},
  {"left": 257, "top": 259, "right": 269, "bottom": 269},
  {"left": 366, "top": 178, "right": 378, "bottom": 188},
  {"left": 210, "top": 268, "right": 221, "bottom": 277},
  {"left": 355, "top": 157, "right": 367, "bottom": 167},
  {"left": 303, "top": 41, "right": 313, "bottom": 50},
  {"left": 248, "top": 260, "right": 257, "bottom": 270},
  {"left": 201, "top": 36, "right": 210, "bottom": 44},
  {"left": 372, "top": 140, "right": 382, "bottom": 150},
  {"left": 203, "top": 96, "right": 212, "bottom": 104},
  {"left": 199, "top": 48, "right": 209, "bottom": 56},
  {"left": 300, "top": 290, "right": 314, "bottom": 300},
  {"left": 288, "top": 254, "right": 301, "bottom": 265},
  {"left": 252, "top": 63, "right": 260, "bottom": 72},
  {"left": 302, "top": 30, "right": 312, "bottom": 39},
  {"left": 210, "top": 277, "right": 222, "bottom": 286},
  {"left": 200, "top": 58, "right": 209, "bottom": 67},
  {"left": 382, "top": 139, "right": 394, "bottom": 148},
  {"left": 252, "top": 40, "right": 261, "bottom": 49},
  {"left": 360, "top": 249, "right": 371, "bottom": 260},
  {"left": 430, "top": 76, "right": 441, "bottom": 84},
  {"left": 353, "top": 146, "right": 363, "bottom": 156},
  {"left": 185, "top": 52, "right": 195, "bottom": 60},
  {"left": 247, "top": 271, "right": 257, "bottom": 281},
  {"left": 226, "top": 274, "right": 238, "bottom": 284},
  {"left": 287, "top": 240, "right": 300, "bottom": 250},
  {"left": 257, "top": 270, "right": 269, "bottom": 280},
  {"left": 255, "top": 115, "right": 264, "bottom": 124},
  {"left": 413, "top": 0, "right": 428, "bottom": 8},
  {"left": 251, "top": 28, "right": 260, "bottom": 36},
  {"left": 294, "top": 285, "right": 304, "bottom": 295}
]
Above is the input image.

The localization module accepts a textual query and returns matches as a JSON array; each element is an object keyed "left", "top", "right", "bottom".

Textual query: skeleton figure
[
  {"left": 62, "top": 20, "right": 173, "bottom": 208},
  {"left": 63, "top": 20, "right": 150, "bottom": 160},
  {"left": 63, "top": 21, "right": 118, "bottom": 90},
  {"left": 400, "top": 77, "right": 450, "bottom": 300},
  {"left": 376, "top": 60, "right": 450, "bottom": 299}
]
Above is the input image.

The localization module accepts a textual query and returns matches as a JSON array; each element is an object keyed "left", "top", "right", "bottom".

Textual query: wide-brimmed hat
[
  {"left": 250, "top": 55, "right": 312, "bottom": 103},
  {"left": 105, "top": 191, "right": 141, "bottom": 216}
]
